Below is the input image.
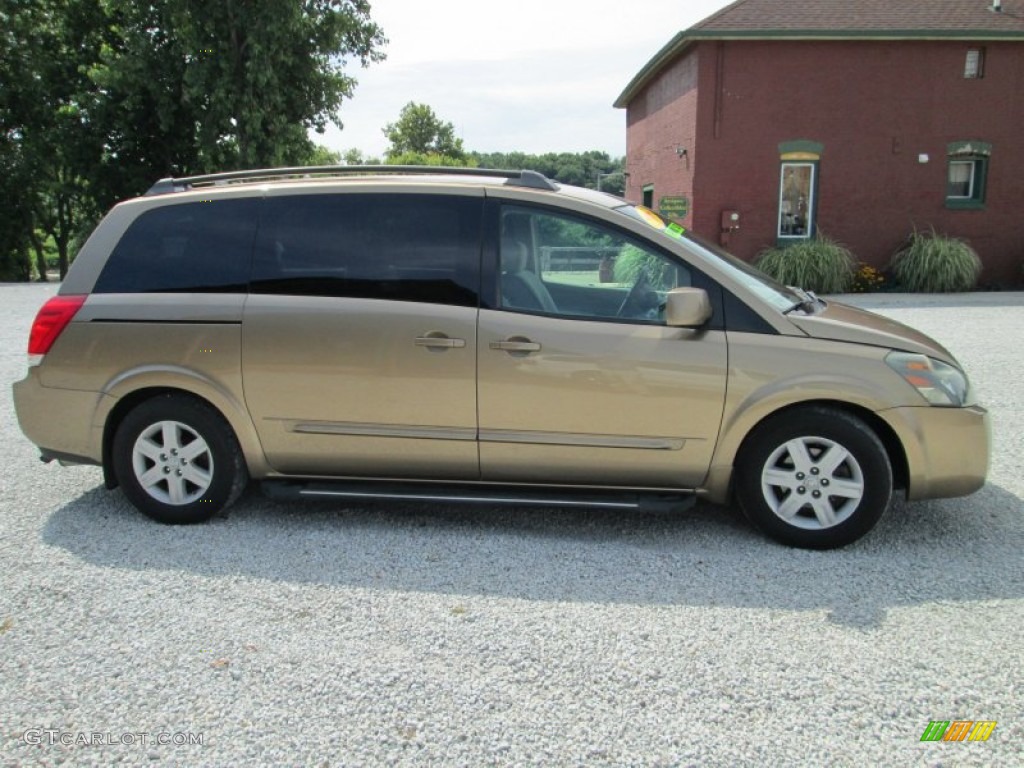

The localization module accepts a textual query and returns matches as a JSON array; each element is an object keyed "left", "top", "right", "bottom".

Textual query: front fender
[{"left": 700, "top": 332, "right": 918, "bottom": 502}]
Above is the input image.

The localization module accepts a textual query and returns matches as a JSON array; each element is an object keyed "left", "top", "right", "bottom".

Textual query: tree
[
  {"left": 90, "top": 0, "right": 387, "bottom": 196},
  {"left": 0, "top": 0, "right": 387, "bottom": 280},
  {"left": 383, "top": 102, "right": 465, "bottom": 160},
  {"left": 304, "top": 144, "right": 343, "bottom": 166},
  {"left": 471, "top": 150, "right": 625, "bottom": 195},
  {"left": 384, "top": 151, "right": 476, "bottom": 167},
  {"left": 3, "top": 0, "right": 108, "bottom": 280},
  {"left": 0, "top": 0, "right": 37, "bottom": 279},
  {"left": 341, "top": 147, "right": 382, "bottom": 165},
  {"left": 0, "top": 152, "right": 34, "bottom": 280}
]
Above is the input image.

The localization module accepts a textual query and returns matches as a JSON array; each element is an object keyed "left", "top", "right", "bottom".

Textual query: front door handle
[
  {"left": 415, "top": 333, "right": 466, "bottom": 349},
  {"left": 489, "top": 339, "right": 542, "bottom": 353}
]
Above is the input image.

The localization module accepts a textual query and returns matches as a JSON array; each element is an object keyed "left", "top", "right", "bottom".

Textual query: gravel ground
[{"left": 1, "top": 283, "right": 1022, "bottom": 767}]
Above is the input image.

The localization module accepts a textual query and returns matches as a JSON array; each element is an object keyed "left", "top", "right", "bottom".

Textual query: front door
[
  {"left": 242, "top": 191, "right": 483, "bottom": 479},
  {"left": 477, "top": 203, "right": 727, "bottom": 488}
]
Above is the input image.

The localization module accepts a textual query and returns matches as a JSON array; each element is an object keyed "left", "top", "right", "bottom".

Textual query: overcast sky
[{"left": 317, "top": 0, "right": 735, "bottom": 158}]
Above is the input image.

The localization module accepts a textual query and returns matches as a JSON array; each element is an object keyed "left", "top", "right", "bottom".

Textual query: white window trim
[
  {"left": 947, "top": 160, "right": 976, "bottom": 200},
  {"left": 777, "top": 162, "right": 816, "bottom": 240}
]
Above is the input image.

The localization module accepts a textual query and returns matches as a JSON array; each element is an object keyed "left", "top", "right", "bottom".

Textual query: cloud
[
  {"left": 316, "top": 0, "right": 734, "bottom": 156},
  {"left": 324, "top": 46, "right": 642, "bottom": 155}
]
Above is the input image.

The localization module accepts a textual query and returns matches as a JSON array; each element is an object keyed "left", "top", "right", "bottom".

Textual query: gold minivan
[{"left": 13, "top": 167, "right": 990, "bottom": 548}]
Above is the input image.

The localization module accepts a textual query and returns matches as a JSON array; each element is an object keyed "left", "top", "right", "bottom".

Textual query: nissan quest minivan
[{"left": 13, "top": 166, "right": 990, "bottom": 548}]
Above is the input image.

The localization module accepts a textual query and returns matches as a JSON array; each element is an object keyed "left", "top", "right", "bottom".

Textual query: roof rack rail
[{"left": 145, "top": 165, "right": 559, "bottom": 196}]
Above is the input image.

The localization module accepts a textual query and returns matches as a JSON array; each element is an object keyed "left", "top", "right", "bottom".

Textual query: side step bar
[{"left": 261, "top": 479, "right": 696, "bottom": 513}]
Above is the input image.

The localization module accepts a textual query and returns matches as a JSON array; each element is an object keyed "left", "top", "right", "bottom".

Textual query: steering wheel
[{"left": 616, "top": 273, "right": 649, "bottom": 318}]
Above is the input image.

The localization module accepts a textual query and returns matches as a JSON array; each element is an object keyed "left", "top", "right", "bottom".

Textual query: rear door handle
[
  {"left": 415, "top": 334, "right": 466, "bottom": 349},
  {"left": 489, "top": 339, "right": 542, "bottom": 353}
]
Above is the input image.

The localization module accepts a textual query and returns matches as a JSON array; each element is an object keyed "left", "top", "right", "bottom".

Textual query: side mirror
[{"left": 665, "top": 287, "right": 712, "bottom": 328}]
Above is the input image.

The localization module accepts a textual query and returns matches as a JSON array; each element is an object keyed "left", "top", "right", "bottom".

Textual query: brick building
[{"left": 615, "top": 0, "right": 1024, "bottom": 284}]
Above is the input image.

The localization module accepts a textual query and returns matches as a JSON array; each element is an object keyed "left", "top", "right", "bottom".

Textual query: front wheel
[
  {"left": 735, "top": 407, "right": 892, "bottom": 549},
  {"left": 112, "top": 394, "right": 248, "bottom": 524}
]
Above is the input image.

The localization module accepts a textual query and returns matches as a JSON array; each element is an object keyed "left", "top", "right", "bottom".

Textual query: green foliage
[
  {"left": 384, "top": 152, "right": 478, "bottom": 167},
  {"left": 471, "top": 150, "right": 625, "bottom": 194},
  {"left": 891, "top": 229, "right": 981, "bottom": 293},
  {"left": 537, "top": 217, "right": 612, "bottom": 250},
  {"left": 850, "top": 263, "right": 886, "bottom": 293},
  {"left": 0, "top": 245, "right": 33, "bottom": 282},
  {"left": 341, "top": 148, "right": 382, "bottom": 165},
  {"left": 0, "top": 139, "right": 34, "bottom": 281},
  {"left": 383, "top": 102, "right": 465, "bottom": 160},
  {"left": 303, "top": 144, "right": 342, "bottom": 166},
  {"left": 1, "top": 0, "right": 386, "bottom": 280},
  {"left": 0, "top": 0, "right": 108, "bottom": 279},
  {"left": 754, "top": 235, "right": 856, "bottom": 294},
  {"left": 613, "top": 245, "right": 654, "bottom": 284},
  {"left": 613, "top": 245, "right": 677, "bottom": 290},
  {"left": 90, "top": 0, "right": 385, "bottom": 182}
]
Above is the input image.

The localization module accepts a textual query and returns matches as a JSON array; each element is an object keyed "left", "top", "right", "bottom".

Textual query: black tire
[
  {"left": 735, "top": 406, "right": 892, "bottom": 549},
  {"left": 112, "top": 394, "right": 248, "bottom": 524}
]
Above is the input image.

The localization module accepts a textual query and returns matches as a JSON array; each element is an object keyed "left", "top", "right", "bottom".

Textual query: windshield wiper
[{"left": 782, "top": 287, "right": 822, "bottom": 315}]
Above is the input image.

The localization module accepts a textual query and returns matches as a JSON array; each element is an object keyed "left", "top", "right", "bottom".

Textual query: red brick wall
[
  {"left": 625, "top": 39, "right": 1024, "bottom": 284},
  {"left": 625, "top": 48, "right": 699, "bottom": 229}
]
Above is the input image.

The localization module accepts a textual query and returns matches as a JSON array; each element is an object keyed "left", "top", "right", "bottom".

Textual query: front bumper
[{"left": 878, "top": 404, "right": 991, "bottom": 500}]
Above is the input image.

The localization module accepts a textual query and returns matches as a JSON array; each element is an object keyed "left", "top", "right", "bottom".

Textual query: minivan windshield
[{"left": 614, "top": 204, "right": 803, "bottom": 313}]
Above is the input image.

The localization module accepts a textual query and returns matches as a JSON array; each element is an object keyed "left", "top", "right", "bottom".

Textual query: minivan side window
[
  {"left": 498, "top": 204, "right": 691, "bottom": 324},
  {"left": 251, "top": 194, "right": 482, "bottom": 307},
  {"left": 94, "top": 198, "right": 259, "bottom": 293}
]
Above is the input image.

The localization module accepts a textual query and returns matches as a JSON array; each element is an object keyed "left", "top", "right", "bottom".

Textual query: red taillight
[{"left": 28, "top": 295, "right": 87, "bottom": 358}]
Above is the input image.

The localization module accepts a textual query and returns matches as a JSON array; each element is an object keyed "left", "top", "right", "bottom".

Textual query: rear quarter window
[{"left": 94, "top": 199, "right": 259, "bottom": 293}]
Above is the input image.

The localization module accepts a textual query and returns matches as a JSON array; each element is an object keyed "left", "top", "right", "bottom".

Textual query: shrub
[
  {"left": 851, "top": 263, "right": 886, "bottom": 293},
  {"left": 754, "top": 235, "right": 856, "bottom": 294},
  {"left": 613, "top": 245, "right": 677, "bottom": 290},
  {"left": 890, "top": 229, "right": 981, "bottom": 293},
  {"left": 0, "top": 247, "right": 32, "bottom": 282},
  {"left": 613, "top": 245, "right": 654, "bottom": 284}
]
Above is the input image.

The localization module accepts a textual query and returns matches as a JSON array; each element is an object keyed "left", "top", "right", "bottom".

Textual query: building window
[
  {"left": 778, "top": 163, "right": 816, "bottom": 239},
  {"left": 947, "top": 161, "right": 977, "bottom": 198},
  {"left": 946, "top": 141, "right": 990, "bottom": 209},
  {"left": 642, "top": 184, "right": 654, "bottom": 209},
  {"left": 777, "top": 141, "right": 822, "bottom": 242},
  {"left": 964, "top": 49, "right": 985, "bottom": 79}
]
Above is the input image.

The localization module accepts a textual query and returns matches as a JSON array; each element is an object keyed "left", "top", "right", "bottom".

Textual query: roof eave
[{"left": 614, "top": 32, "right": 693, "bottom": 109}]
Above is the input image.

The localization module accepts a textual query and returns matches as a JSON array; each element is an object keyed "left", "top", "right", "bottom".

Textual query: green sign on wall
[{"left": 659, "top": 196, "right": 689, "bottom": 219}]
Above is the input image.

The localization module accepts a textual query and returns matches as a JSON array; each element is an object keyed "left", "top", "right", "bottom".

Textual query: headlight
[{"left": 885, "top": 352, "right": 970, "bottom": 407}]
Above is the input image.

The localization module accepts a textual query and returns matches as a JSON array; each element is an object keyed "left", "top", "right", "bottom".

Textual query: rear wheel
[
  {"left": 112, "top": 394, "right": 248, "bottom": 524},
  {"left": 735, "top": 407, "right": 892, "bottom": 549}
]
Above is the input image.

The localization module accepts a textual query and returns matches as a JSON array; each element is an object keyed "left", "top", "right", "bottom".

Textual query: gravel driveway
[{"left": 1, "top": 283, "right": 1022, "bottom": 767}]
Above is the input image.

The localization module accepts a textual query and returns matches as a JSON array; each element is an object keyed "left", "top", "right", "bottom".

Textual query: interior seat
[{"left": 500, "top": 239, "right": 558, "bottom": 313}]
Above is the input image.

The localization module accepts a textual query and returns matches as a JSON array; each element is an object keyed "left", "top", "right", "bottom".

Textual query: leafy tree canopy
[
  {"left": 0, "top": 0, "right": 386, "bottom": 279},
  {"left": 383, "top": 102, "right": 465, "bottom": 160},
  {"left": 471, "top": 150, "right": 625, "bottom": 195},
  {"left": 384, "top": 151, "right": 477, "bottom": 167}
]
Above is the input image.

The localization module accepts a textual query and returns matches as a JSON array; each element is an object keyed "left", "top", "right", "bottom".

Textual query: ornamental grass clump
[
  {"left": 890, "top": 229, "right": 981, "bottom": 293},
  {"left": 753, "top": 235, "right": 856, "bottom": 294}
]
